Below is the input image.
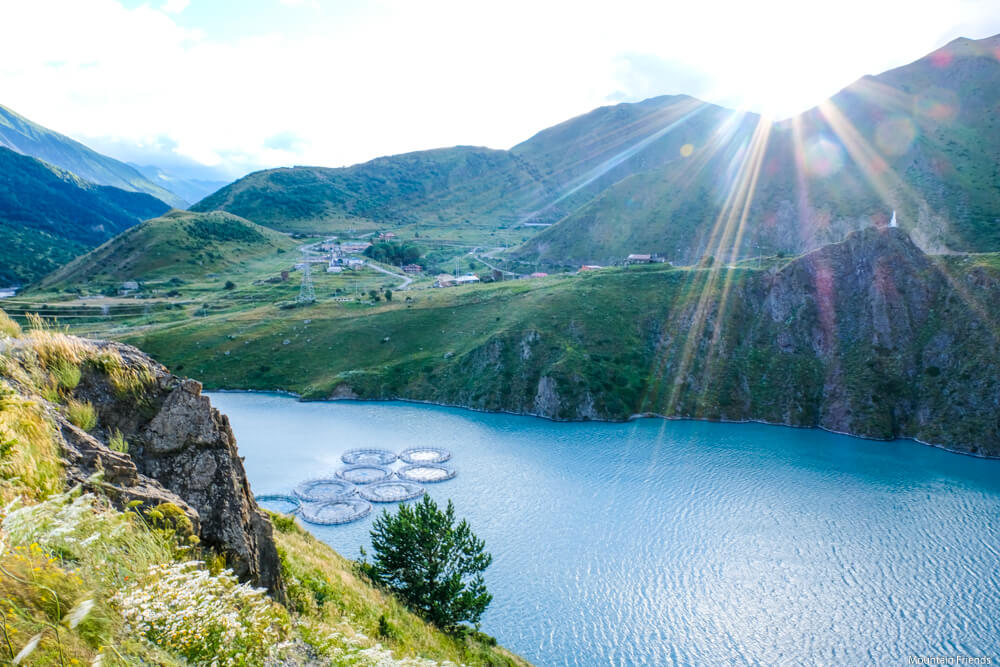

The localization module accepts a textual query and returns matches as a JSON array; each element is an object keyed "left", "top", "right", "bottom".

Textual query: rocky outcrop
[
  {"left": 130, "top": 378, "right": 284, "bottom": 599},
  {"left": 66, "top": 341, "right": 285, "bottom": 600}
]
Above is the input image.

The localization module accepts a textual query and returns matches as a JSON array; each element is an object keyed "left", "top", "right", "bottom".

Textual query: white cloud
[
  {"left": 0, "top": 0, "right": 997, "bottom": 179},
  {"left": 161, "top": 0, "right": 188, "bottom": 14}
]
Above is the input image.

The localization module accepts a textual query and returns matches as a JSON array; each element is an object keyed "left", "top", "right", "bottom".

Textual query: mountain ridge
[
  {"left": 189, "top": 33, "right": 1000, "bottom": 269},
  {"left": 0, "top": 146, "right": 171, "bottom": 284},
  {"left": 0, "top": 103, "right": 187, "bottom": 208}
]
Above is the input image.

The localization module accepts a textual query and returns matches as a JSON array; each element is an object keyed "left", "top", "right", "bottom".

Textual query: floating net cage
[
  {"left": 254, "top": 494, "right": 301, "bottom": 515},
  {"left": 359, "top": 480, "right": 425, "bottom": 503},
  {"left": 396, "top": 464, "right": 457, "bottom": 483},
  {"left": 336, "top": 464, "right": 393, "bottom": 485},
  {"left": 341, "top": 448, "right": 398, "bottom": 466},
  {"left": 293, "top": 478, "right": 357, "bottom": 503},
  {"left": 398, "top": 447, "right": 452, "bottom": 465},
  {"left": 299, "top": 498, "right": 372, "bottom": 525}
]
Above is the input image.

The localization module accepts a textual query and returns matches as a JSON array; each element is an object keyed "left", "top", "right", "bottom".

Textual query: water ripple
[{"left": 211, "top": 393, "right": 1000, "bottom": 667}]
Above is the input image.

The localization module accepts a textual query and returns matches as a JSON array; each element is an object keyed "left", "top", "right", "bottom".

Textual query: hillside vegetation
[
  {"left": 0, "top": 311, "right": 529, "bottom": 665},
  {"left": 39, "top": 210, "right": 298, "bottom": 289},
  {"left": 0, "top": 104, "right": 185, "bottom": 207},
  {"left": 118, "top": 227, "right": 1000, "bottom": 456},
  {"left": 0, "top": 147, "right": 170, "bottom": 285}
]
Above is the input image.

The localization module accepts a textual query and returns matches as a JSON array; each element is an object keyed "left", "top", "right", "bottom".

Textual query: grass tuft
[
  {"left": 65, "top": 399, "right": 97, "bottom": 431},
  {"left": 0, "top": 309, "right": 20, "bottom": 338}
]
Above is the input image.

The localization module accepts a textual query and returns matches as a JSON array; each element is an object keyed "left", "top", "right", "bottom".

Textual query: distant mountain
[
  {"left": 129, "top": 163, "right": 228, "bottom": 207},
  {"left": 38, "top": 209, "right": 297, "bottom": 289},
  {"left": 191, "top": 145, "right": 546, "bottom": 232},
  {"left": 191, "top": 96, "right": 739, "bottom": 234},
  {"left": 0, "top": 104, "right": 187, "bottom": 208},
  {"left": 192, "top": 34, "right": 1000, "bottom": 266},
  {"left": 0, "top": 146, "right": 170, "bottom": 284},
  {"left": 514, "top": 33, "right": 1000, "bottom": 266}
]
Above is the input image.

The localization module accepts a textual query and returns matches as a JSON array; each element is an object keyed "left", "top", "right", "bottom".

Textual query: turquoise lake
[{"left": 208, "top": 392, "right": 1000, "bottom": 666}]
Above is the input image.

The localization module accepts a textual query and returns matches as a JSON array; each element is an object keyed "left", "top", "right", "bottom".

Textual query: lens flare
[
  {"left": 875, "top": 117, "right": 917, "bottom": 156},
  {"left": 680, "top": 143, "right": 694, "bottom": 157},
  {"left": 915, "top": 87, "right": 959, "bottom": 122},
  {"left": 803, "top": 137, "right": 844, "bottom": 178}
]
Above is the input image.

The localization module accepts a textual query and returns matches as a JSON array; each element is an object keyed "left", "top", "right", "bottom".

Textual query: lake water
[{"left": 209, "top": 392, "right": 1000, "bottom": 666}]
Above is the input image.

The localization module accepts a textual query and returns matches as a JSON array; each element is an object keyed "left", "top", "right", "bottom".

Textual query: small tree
[
  {"left": 385, "top": 289, "right": 393, "bottom": 302},
  {"left": 224, "top": 280, "right": 236, "bottom": 290},
  {"left": 369, "top": 495, "right": 492, "bottom": 629}
]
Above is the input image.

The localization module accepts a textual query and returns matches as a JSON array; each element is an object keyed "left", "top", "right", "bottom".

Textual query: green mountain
[
  {"left": 39, "top": 209, "right": 298, "bottom": 289},
  {"left": 192, "top": 145, "right": 547, "bottom": 232},
  {"left": 191, "top": 34, "right": 1000, "bottom": 266},
  {"left": 0, "top": 146, "right": 170, "bottom": 285},
  {"left": 191, "top": 97, "right": 741, "bottom": 236},
  {"left": 515, "top": 33, "right": 1000, "bottom": 266},
  {"left": 0, "top": 104, "right": 187, "bottom": 208}
]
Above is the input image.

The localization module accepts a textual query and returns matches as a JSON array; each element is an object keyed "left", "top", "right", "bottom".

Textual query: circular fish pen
[
  {"left": 336, "top": 464, "right": 393, "bottom": 485},
  {"left": 396, "top": 464, "right": 457, "bottom": 483},
  {"left": 398, "top": 447, "right": 452, "bottom": 465},
  {"left": 359, "top": 480, "right": 425, "bottom": 503},
  {"left": 293, "top": 478, "right": 357, "bottom": 502},
  {"left": 254, "top": 494, "right": 301, "bottom": 515},
  {"left": 299, "top": 498, "right": 372, "bottom": 525},
  {"left": 341, "top": 448, "right": 397, "bottom": 466}
]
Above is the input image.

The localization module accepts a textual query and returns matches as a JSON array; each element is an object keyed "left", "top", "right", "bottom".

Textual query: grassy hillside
[
  {"left": 0, "top": 311, "right": 530, "bottom": 665},
  {"left": 38, "top": 209, "right": 299, "bottom": 289},
  {"left": 192, "top": 146, "right": 547, "bottom": 234},
  {"left": 0, "top": 103, "right": 186, "bottom": 207},
  {"left": 0, "top": 147, "right": 171, "bottom": 285},
  {"left": 110, "top": 227, "right": 1000, "bottom": 456}
]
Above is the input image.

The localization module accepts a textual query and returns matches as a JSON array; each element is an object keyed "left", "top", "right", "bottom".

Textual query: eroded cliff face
[{"left": 59, "top": 341, "right": 285, "bottom": 598}]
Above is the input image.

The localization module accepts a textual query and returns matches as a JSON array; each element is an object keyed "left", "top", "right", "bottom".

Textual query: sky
[{"left": 1, "top": 0, "right": 998, "bottom": 181}]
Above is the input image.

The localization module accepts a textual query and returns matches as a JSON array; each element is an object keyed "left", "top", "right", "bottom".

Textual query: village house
[{"left": 402, "top": 264, "right": 423, "bottom": 274}]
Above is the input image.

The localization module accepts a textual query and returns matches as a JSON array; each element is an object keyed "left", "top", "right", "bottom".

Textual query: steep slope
[
  {"left": 125, "top": 228, "right": 1000, "bottom": 457},
  {"left": 0, "top": 146, "right": 171, "bottom": 284},
  {"left": 0, "top": 103, "right": 186, "bottom": 207},
  {"left": 516, "top": 33, "right": 1000, "bottom": 266},
  {"left": 39, "top": 209, "right": 298, "bottom": 288}
]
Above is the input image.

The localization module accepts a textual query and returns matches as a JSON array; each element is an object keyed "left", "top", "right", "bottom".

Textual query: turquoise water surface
[{"left": 209, "top": 392, "right": 1000, "bottom": 666}]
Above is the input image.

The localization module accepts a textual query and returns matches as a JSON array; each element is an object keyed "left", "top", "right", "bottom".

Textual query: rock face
[{"left": 70, "top": 342, "right": 285, "bottom": 599}]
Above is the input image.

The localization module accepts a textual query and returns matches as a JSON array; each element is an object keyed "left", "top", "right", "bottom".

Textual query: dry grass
[
  {"left": 274, "top": 518, "right": 531, "bottom": 666},
  {"left": 0, "top": 310, "right": 19, "bottom": 338},
  {"left": 87, "top": 348, "right": 155, "bottom": 398},
  {"left": 0, "top": 389, "right": 62, "bottom": 503}
]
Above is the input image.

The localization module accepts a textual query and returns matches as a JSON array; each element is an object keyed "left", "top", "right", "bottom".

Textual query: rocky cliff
[{"left": 3, "top": 335, "right": 285, "bottom": 598}]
